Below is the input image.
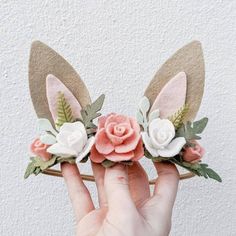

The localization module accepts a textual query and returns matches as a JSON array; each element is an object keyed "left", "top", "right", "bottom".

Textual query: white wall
[{"left": 1, "top": 1, "right": 236, "bottom": 235}]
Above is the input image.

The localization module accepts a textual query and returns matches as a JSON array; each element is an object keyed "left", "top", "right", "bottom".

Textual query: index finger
[{"left": 61, "top": 163, "right": 95, "bottom": 222}]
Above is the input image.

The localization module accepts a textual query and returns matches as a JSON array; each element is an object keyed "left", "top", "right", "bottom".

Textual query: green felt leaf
[
  {"left": 56, "top": 156, "right": 76, "bottom": 164},
  {"left": 34, "top": 167, "right": 41, "bottom": 175},
  {"left": 192, "top": 117, "right": 208, "bottom": 134},
  {"left": 144, "top": 148, "right": 221, "bottom": 182},
  {"left": 199, "top": 163, "right": 222, "bottom": 182},
  {"left": 121, "top": 160, "right": 133, "bottom": 166},
  {"left": 40, "top": 133, "right": 56, "bottom": 145},
  {"left": 136, "top": 110, "right": 144, "bottom": 125},
  {"left": 138, "top": 96, "right": 150, "bottom": 114},
  {"left": 144, "top": 148, "right": 153, "bottom": 159},
  {"left": 137, "top": 97, "right": 151, "bottom": 132},
  {"left": 169, "top": 104, "right": 189, "bottom": 129},
  {"left": 24, "top": 162, "right": 36, "bottom": 179},
  {"left": 80, "top": 155, "right": 89, "bottom": 163},
  {"left": 152, "top": 156, "right": 170, "bottom": 162},
  {"left": 101, "top": 159, "right": 115, "bottom": 168},
  {"left": 37, "top": 118, "right": 58, "bottom": 136},
  {"left": 186, "top": 121, "right": 201, "bottom": 140},
  {"left": 149, "top": 109, "right": 159, "bottom": 122},
  {"left": 55, "top": 92, "right": 74, "bottom": 129},
  {"left": 81, "top": 94, "right": 105, "bottom": 132},
  {"left": 176, "top": 118, "right": 207, "bottom": 141},
  {"left": 33, "top": 156, "right": 57, "bottom": 170}
]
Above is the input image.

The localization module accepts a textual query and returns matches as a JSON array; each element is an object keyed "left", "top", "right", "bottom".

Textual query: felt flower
[
  {"left": 90, "top": 114, "right": 144, "bottom": 163},
  {"left": 30, "top": 138, "right": 52, "bottom": 161},
  {"left": 47, "top": 121, "right": 94, "bottom": 161},
  {"left": 142, "top": 118, "right": 186, "bottom": 158},
  {"left": 183, "top": 141, "right": 205, "bottom": 163}
]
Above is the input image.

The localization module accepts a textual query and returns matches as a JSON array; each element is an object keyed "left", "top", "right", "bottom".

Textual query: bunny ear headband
[{"left": 24, "top": 41, "right": 221, "bottom": 183}]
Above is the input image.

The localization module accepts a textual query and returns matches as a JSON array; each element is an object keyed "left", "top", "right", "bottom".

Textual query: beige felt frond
[
  {"left": 168, "top": 104, "right": 189, "bottom": 129},
  {"left": 144, "top": 41, "right": 205, "bottom": 122},
  {"left": 29, "top": 41, "right": 91, "bottom": 124}
]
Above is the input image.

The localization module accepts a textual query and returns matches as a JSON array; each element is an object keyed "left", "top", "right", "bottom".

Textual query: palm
[{"left": 62, "top": 162, "right": 179, "bottom": 236}]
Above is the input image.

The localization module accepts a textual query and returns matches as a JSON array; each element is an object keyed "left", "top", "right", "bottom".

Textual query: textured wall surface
[{"left": 1, "top": 1, "right": 236, "bottom": 235}]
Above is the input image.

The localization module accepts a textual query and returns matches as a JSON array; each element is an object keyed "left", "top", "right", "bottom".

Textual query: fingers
[
  {"left": 91, "top": 162, "right": 107, "bottom": 207},
  {"left": 104, "top": 164, "right": 136, "bottom": 213},
  {"left": 61, "top": 163, "right": 95, "bottom": 222},
  {"left": 128, "top": 162, "right": 150, "bottom": 206},
  {"left": 153, "top": 162, "right": 179, "bottom": 210}
]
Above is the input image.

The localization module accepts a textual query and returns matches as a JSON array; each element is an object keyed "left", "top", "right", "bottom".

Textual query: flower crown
[{"left": 25, "top": 41, "right": 221, "bottom": 183}]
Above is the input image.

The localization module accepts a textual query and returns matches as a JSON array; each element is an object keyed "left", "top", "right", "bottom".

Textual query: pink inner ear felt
[
  {"left": 46, "top": 74, "right": 82, "bottom": 122},
  {"left": 150, "top": 72, "right": 187, "bottom": 118}
]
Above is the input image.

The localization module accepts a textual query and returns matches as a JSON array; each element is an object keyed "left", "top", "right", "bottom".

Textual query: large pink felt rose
[
  {"left": 183, "top": 141, "right": 205, "bottom": 163},
  {"left": 90, "top": 114, "right": 144, "bottom": 163},
  {"left": 30, "top": 138, "right": 52, "bottom": 161}
]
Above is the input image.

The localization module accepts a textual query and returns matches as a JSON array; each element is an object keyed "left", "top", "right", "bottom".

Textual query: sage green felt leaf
[
  {"left": 138, "top": 97, "right": 150, "bottom": 114},
  {"left": 24, "top": 162, "right": 36, "bottom": 179},
  {"left": 102, "top": 159, "right": 115, "bottom": 168},
  {"left": 56, "top": 156, "right": 76, "bottom": 164},
  {"left": 186, "top": 121, "right": 201, "bottom": 140},
  {"left": 149, "top": 109, "right": 160, "bottom": 122},
  {"left": 80, "top": 155, "right": 89, "bottom": 163},
  {"left": 137, "top": 97, "right": 150, "bottom": 131},
  {"left": 169, "top": 104, "right": 189, "bottom": 129},
  {"left": 33, "top": 156, "right": 57, "bottom": 170},
  {"left": 40, "top": 133, "right": 56, "bottom": 145},
  {"left": 34, "top": 167, "right": 41, "bottom": 175},
  {"left": 122, "top": 160, "right": 133, "bottom": 166},
  {"left": 176, "top": 118, "right": 208, "bottom": 141},
  {"left": 144, "top": 148, "right": 153, "bottom": 159},
  {"left": 81, "top": 94, "right": 105, "bottom": 131},
  {"left": 37, "top": 118, "right": 58, "bottom": 136},
  {"left": 136, "top": 110, "right": 144, "bottom": 125},
  {"left": 199, "top": 163, "right": 222, "bottom": 182},
  {"left": 192, "top": 117, "right": 208, "bottom": 134},
  {"left": 170, "top": 158, "right": 222, "bottom": 182},
  {"left": 55, "top": 92, "right": 74, "bottom": 129}
]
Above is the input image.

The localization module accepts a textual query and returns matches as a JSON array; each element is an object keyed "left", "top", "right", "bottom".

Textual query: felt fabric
[
  {"left": 150, "top": 72, "right": 187, "bottom": 118},
  {"left": 46, "top": 74, "right": 82, "bottom": 121},
  {"left": 183, "top": 141, "right": 205, "bottom": 163},
  {"left": 90, "top": 113, "right": 144, "bottom": 163},
  {"left": 145, "top": 41, "right": 205, "bottom": 122},
  {"left": 29, "top": 41, "right": 91, "bottom": 124}
]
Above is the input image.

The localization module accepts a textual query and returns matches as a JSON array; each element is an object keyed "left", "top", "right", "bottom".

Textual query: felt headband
[{"left": 24, "top": 41, "right": 221, "bottom": 183}]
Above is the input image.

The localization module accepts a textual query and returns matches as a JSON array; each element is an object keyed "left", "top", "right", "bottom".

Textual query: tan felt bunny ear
[
  {"left": 29, "top": 41, "right": 91, "bottom": 124},
  {"left": 145, "top": 41, "right": 205, "bottom": 121}
]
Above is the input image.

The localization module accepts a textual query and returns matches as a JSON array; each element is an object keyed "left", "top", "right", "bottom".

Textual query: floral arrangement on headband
[{"left": 24, "top": 41, "right": 221, "bottom": 182}]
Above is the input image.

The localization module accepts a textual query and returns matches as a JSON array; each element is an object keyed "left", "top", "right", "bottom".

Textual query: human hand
[{"left": 61, "top": 161, "right": 179, "bottom": 236}]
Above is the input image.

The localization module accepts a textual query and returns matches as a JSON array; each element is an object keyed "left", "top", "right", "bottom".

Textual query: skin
[{"left": 61, "top": 161, "right": 179, "bottom": 236}]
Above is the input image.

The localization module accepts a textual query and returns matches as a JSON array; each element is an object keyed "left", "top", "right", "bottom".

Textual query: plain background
[{"left": 1, "top": 1, "right": 236, "bottom": 235}]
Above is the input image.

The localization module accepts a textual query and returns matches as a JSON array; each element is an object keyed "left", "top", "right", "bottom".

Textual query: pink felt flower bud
[
  {"left": 90, "top": 113, "right": 144, "bottom": 163},
  {"left": 30, "top": 138, "right": 52, "bottom": 161},
  {"left": 183, "top": 141, "right": 205, "bottom": 163}
]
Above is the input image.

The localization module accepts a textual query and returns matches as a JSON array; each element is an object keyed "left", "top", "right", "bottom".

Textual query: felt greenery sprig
[
  {"left": 55, "top": 92, "right": 75, "bottom": 129},
  {"left": 137, "top": 96, "right": 221, "bottom": 182},
  {"left": 80, "top": 94, "right": 105, "bottom": 135},
  {"left": 24, "top": 93, "right": 105, "bottom": 179}
]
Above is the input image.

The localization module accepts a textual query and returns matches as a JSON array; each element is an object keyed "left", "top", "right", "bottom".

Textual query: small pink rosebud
[
  {"left": 183, "top": 141, "right": 205, "bottom": 163},
  {"left": 30, "top": 138, "right": 52, "bottom": 161}
]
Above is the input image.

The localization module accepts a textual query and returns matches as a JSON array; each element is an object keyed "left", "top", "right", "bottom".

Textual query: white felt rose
[
  {"left": 142, "top": 118, "right": 186, "bottom": 157},
  {"left": 47, "top": 121, "right": 94, "bottom": 161}
]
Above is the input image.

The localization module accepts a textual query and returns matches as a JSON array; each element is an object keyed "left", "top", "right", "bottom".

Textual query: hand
[{"left": 61, "top": 161, "right": 179, "bottom": 236}]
